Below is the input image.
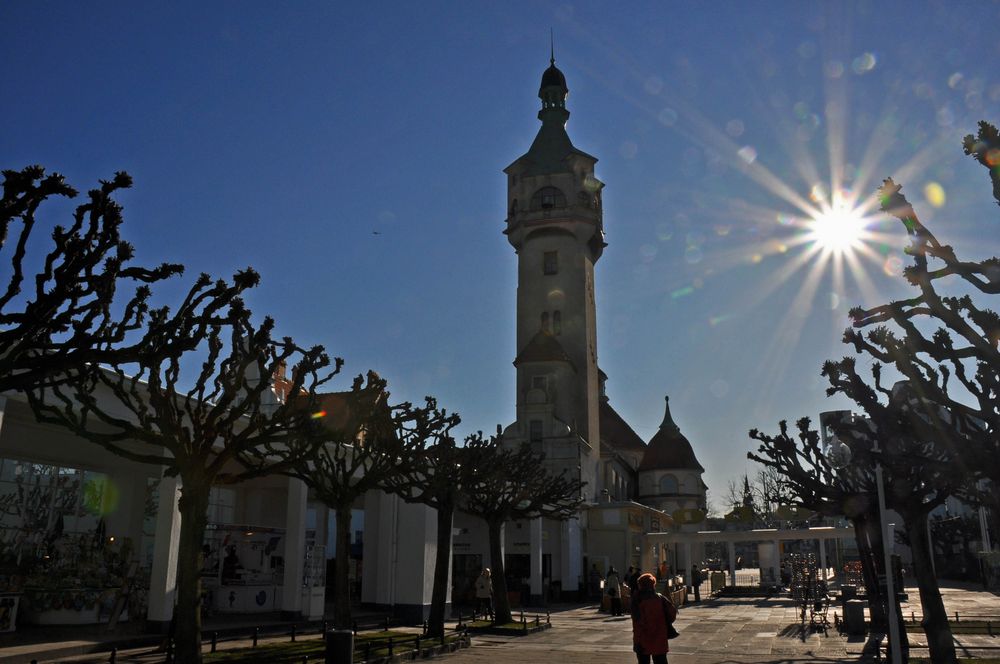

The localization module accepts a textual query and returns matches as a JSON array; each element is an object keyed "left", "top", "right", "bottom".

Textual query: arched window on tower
[
  {"left": 541, "top": 311, "right": 550, "bottom": 333},
  {"left": 553, "top": 311, "right": 562, "bottom": 335},
  {"left": 659, "top": 474, "right": 679, "bottom": 494},
  {"left": 530, "top": 186, "right": 567, "bottom": 210}
]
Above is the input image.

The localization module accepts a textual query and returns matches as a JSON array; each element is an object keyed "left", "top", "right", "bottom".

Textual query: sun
[{"left": 808, "top": 201, "right": 867, "bottom": 254}]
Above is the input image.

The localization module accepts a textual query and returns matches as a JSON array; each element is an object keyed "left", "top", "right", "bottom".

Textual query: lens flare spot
[
  {"left": 948, "top": 72, "right": 964, "bottom": 89},
  {"left": 852, "top": 52, "right": 877, "bottom": 74},
  {"left": 829, "top": 292, "right": 840, "bottom": 309},
  {"left": 684, "top": 246, "right": 703, "bottom": 264},
  {"left": 883, "top": 255, "right": 904, "bottom": 277},
  {"left": 751, "top": 253, "right": 763, "bottom": 264},
  {"left": 311, "top": 410, "right": 327, "bottom": 419},
  {"left": 924, "top": 182, "right": 946, "bottom": 207},
  {"left": 709, "top": 379, "right": 730, "bottom": 398},
  {"left": 83, "top": 476, "right": 120, "bottom": 516},
  {"left": 737, "top": 146, "right": 757, "bottom": 164},
  {"left": 709, "top": 314, "right": 732, "bottom": 327},
  {"left": 658, "top": 107, "right": 678, "bottom": 126},
  {"left": 985, "top": 149, "right": 1000, "bottom": 166},
  {"left": 671, "top": 286, "right": 694, "bottom": 299}
]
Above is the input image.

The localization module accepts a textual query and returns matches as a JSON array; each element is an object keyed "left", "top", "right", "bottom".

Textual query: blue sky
[{"left": 3, "top": 1, "right": 999, "bottom": 506}]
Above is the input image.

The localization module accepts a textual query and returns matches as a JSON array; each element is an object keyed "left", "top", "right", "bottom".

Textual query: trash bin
[
  {"left": 840, "top": 584, "right": 857, "bottom": 607},
  {"left": 844, "top": 599, "right": 866, "bottom": 636}
]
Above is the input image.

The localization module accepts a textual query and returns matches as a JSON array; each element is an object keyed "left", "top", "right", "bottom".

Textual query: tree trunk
[
  {"left": 174, "top": 482, "right": 210, "bottom": 664},
  {"left": 427, "top": 502, "right": 453, "bottom": 638},
  {"left": 487, "top": 519, "right": 511, "bottom": 624},
  {"left": 854, "top": 512, "right": 888, "bottom": 631},
  {"left": 333, "top": 505, "right": 353, "bottom": 629},
  {"left": 906, "top": 510, "right": 957, "bottom": 664}
]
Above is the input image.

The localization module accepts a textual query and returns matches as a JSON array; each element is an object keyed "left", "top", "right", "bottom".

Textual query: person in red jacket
[{"left": 630, "top": 572, "right": 678, "bottom": 664}]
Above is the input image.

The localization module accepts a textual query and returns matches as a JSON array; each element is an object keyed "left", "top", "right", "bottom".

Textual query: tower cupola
[{"left": 538, "top": 54, "right": 569, "bottom": 121}]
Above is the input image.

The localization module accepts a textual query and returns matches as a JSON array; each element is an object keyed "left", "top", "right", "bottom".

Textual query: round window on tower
[{"left": 530, "top": 186, "right": 567, "bottom": 211}]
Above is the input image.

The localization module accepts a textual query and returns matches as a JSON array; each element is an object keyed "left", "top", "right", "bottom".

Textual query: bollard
[
  {"left": 211, "top": 631, "right": 218, "bottom": 652},
  {"left": 546, "top": 609, "right": 550, "bottom": 625},
  {"left": 439, "top": 633, "right": 445, "bottom": 646},
  {"left": 291, "top": 624, "right": 297, "bottom": 642},
  {"left": 325, "top": 629, "right": 354, "bottom": 664},
  {"left": 911, "top": 611, "right": 915, "bottom": 623},
  {"left": 109, "top": 648, "right": 117, "bottom": 663},
  {"left": 387, "top": 637, "right": 394, "bottom": 656},
  {"left": 520, "top": 608, "right": 524, "bottom": 622},
  {"left": 955, "top": 611, "right": 960, "bottom": 623},
  {"left": 384, "top": 616, "right": 390, "bottom": 631},
  {"left": 365, "top": 641, "right": 372, "bottom": 660},
  {"left": 253, "top": 626, "right": 259, "bottom": 647},
  {"left": 416, "top": 635, "right": 421, "bottom": 652},
  {"left": 535, "top": 615, "right": 540, "bottom": 626}
]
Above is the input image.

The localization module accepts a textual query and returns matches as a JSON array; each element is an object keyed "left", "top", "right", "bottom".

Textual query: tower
[{"left": 501, "top": 54, "right": 605, "bottom": 500}]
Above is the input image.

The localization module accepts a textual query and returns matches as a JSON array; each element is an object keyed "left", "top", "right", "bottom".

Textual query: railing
[{"left": 140, "top": 616, "right": 469, "bottom": 663}]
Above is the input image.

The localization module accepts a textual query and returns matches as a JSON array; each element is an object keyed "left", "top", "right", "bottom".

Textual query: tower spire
[{"left": 550, "top": 28, "right": 555, "bottom": 65}]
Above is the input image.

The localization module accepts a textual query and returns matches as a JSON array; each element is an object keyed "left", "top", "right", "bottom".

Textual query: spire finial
[
  {"left": 550, "top": 28, "right": 555, "bottom": 65},
  {"left": 659, "top": 395, "right": 680, "bottom": 432}
]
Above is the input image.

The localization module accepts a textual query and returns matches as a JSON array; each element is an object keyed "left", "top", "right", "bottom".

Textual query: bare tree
[
  {"left": 461, "top": 435, "right": 584, "bottom": 625},
  {"left": 28, "top": 279, "right": 335, "bottom": 664},
  {"left": 0, "top": 166, "right": 183, "bottom": 392},
  {"left": 749, "top": 418, "right": 892, "bottom": 634},
  {"left": 286, "top": 375, "right": 457, "bottom": 629},
  {"left": 382, "top": 426, "right": 464, "bottom": 638}
]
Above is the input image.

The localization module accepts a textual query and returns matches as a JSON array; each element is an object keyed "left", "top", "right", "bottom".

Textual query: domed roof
[
  {"left": 539, "top": 60, "right": 567, "bottom": 95},
  {"left": 638, "top": 396, "right": 705, "bottom": 472}
]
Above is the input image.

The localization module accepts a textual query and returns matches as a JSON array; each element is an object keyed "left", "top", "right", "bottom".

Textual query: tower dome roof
[
  {"left": 638, "top": 396, "right": 705, "bottom": 472},
  {"left": 539, "top": 61, "right": 567, "bottom": 96}
]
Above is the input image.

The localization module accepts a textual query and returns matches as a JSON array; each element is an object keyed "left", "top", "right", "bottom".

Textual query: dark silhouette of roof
[
  {"left": 600, "top": 400, "right": 647, "bottom": 454},
  {"left": 639, "top": 396, "right": 705, "bottom": 472},
  {"left": 513, "top": 330, "right": 576, "bottom": 370},
  {"left": 539, "top": 61, "right": 567, "bottom": 95}
]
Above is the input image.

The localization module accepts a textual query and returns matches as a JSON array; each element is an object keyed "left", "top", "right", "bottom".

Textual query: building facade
[{"left": 497, "top": 56, "right": 707, "bottom": 599}]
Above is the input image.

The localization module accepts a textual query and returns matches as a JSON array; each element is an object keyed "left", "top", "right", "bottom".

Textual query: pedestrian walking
[
  {"left": 474, "top": 568, "right": 494, "bottom": 620},
  {"left": 606, "top": 566, "right": 623, "bottom": 616},
  {"left": 631, "top": 572, "right": 678, "bottom": 664}
]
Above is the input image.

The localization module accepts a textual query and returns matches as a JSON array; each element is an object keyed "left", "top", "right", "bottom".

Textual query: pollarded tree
[
  {"left": 28, "top": 278, "right": 336, "bottom": 664},
  {"left": 847, "top": 132, "right": 1000, "bottom": 540},
  {"left": 0, "top": 167, "right": 183, "bottom": 392},
  {"left": 748, "top": 417, "right": 892, "bottom": 633},
  {"left": 461, "top": 434, "right": 585, "bottom": 625},
  {"left": 381, "top": 425, "right": 464, "bottom": 638},
  {"left": 286, "top": 377, "right": 457, "bottom": 630}
]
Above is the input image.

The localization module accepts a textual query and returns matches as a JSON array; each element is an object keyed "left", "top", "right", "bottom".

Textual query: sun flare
[{"left": 808, "top": 203, "right": 866, "bottom": 253}]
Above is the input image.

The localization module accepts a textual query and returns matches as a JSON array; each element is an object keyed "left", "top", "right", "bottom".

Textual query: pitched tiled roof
[
  {"left": 599, "top": 400, "right": 646, "bottom": 454},
  {"left": 638, "top": 396, "right": 705, "bottom": 472},
  {"left": 513, "top": 330, "right": 576, "bottom": 370}
]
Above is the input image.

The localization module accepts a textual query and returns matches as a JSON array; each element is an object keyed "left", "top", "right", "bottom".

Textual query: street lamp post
[{"left": 829, "top": 435, "right": 903, "bottom": 664}]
